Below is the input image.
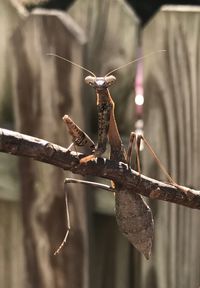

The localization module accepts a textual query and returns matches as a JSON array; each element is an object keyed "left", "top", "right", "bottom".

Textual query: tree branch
[{"left": 0, "top": 128, "right": 200, "bottom": 209}]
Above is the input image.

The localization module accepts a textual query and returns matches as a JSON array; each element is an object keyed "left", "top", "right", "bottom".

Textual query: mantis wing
[{"left": 115, "top": 189, "right": 154, "bottom": 259}]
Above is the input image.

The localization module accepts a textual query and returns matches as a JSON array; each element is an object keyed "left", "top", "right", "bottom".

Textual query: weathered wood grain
[
  {"left": 69, "top": 0, "right": 139, "bottom": 133},
  {"left": 0, "top": 1, "right": 26, "bottom": 120},
  {"left": 141, "top": 6, "right": 200, "bottom": 288},
  {"left": 69, "top": 2, "right": 140, "bottom": 285},
  {"left": 10, "top": 9, "right": 89, "bottom": 288},
  {"left": 0, "top": 2, "right": 28, "bottom": 288},
  {"left": 0, "top": 201, "right": 26, "bottom": 287}
]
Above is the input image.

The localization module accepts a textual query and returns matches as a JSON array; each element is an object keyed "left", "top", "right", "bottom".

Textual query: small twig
[{"left": 0, "top": 128, "right": 200, "bottom": 209}]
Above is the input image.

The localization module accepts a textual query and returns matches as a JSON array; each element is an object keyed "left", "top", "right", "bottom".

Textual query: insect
[{"left": 49, "top": 51, "right": 179, "bottom": 259}]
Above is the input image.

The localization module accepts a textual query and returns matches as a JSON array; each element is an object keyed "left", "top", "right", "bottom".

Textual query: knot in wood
[{"left": 44, "top": 142, "right": 55, "bottom": 157}]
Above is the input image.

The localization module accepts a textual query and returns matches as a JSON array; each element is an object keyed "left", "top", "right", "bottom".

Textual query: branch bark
[{"left": 0, "top": 128, "right": 200, "bottom": 210}]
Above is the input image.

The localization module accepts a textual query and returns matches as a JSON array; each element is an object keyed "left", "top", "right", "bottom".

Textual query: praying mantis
[{"left": 48, "top": 51, "right": 179, "bottom": 259}]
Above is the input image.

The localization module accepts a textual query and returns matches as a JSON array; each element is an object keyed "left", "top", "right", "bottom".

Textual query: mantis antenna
[
  {"left": 47, "top": 50, "right": 166, "bottom": 78},
  {"left": 105, "top": 50, "right": 166, "bottom": 76},
  {"left": 46, "top": 53, "right": 96, "bottom": 77}
]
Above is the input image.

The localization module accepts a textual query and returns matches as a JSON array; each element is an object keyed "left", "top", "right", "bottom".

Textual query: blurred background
[{"left": 0, "top": 0, "right": 200, "bottom": 287}]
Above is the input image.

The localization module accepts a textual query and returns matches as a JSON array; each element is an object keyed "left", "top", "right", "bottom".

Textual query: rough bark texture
[
  {"left": 10, "top": 10, "right": 89, "bottom": 288},
  {"left": 1, "top": 128, "right": 200, "bottom": 209},
  {"left": 141, "top": 6, "right": 200, "bottom": 288}
]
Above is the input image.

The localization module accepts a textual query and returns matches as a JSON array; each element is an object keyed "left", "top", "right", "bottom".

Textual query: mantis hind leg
[
  {"left": 141, "top": 135, "right": 188, "bottom": 192},
  {"left": 127, "top": 131, "right": 175, "bottom": 180},
  {"left": 54, "top": 178, "right": 115, "bottom": 255},
  {"left": 54, "top": 179, "right": 71, "bottom": 255},
  {"left": 126, "top": 132, "right": 142, "bottom": 174},
  {"left": 127, "top": 133, "right": 188, "bottom": 193}
]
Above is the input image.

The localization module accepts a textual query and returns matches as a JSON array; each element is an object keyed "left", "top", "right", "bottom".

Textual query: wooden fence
[
  {"left": 142, "top": 6, "right": 200, "bottom": 288},
  {"left": 0, "top": 1, "right": 199, "bottom": 288}
]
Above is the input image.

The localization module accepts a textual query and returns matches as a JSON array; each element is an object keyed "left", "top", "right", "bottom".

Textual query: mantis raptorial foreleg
[{"left": 63, "top": 115, "right": 95, "bottom": 151}]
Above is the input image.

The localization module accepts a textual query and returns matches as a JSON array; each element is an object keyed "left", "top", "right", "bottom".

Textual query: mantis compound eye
[
  {"left": 85, "top": 75, "right": 96, "bottom": 86},
  {"left": 104, "top": 75, "right": 116, "bottom": 87}
]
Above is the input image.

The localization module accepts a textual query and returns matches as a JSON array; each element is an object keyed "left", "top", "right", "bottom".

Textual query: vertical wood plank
[
  {"left": 0, "top": 2, "right": 27, "bottom": 288},
  {"left": 69, "top": 0, "right": 139, "bottom": 133},
  {"left": 142, "top": 6, "right": 200, "bottom": 288},
  {"left": 0, "top": 201, "right": 26, "bottom": 288},
  {"left": 10, "top": 9, "right": 89, "bottom": 288},
  {"left": 67, "top": 0, "right": 140, "bottom": 288},
  {"left": 0, "top": 0, "right": 26, "bottom": 120},
  {"left": 69, "top": 1, "right": 140, "bottom": 287}
]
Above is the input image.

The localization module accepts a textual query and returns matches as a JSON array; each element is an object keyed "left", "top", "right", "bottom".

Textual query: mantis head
[{"left": 84, "top": 75, "right": 116, "bottom": 90}]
